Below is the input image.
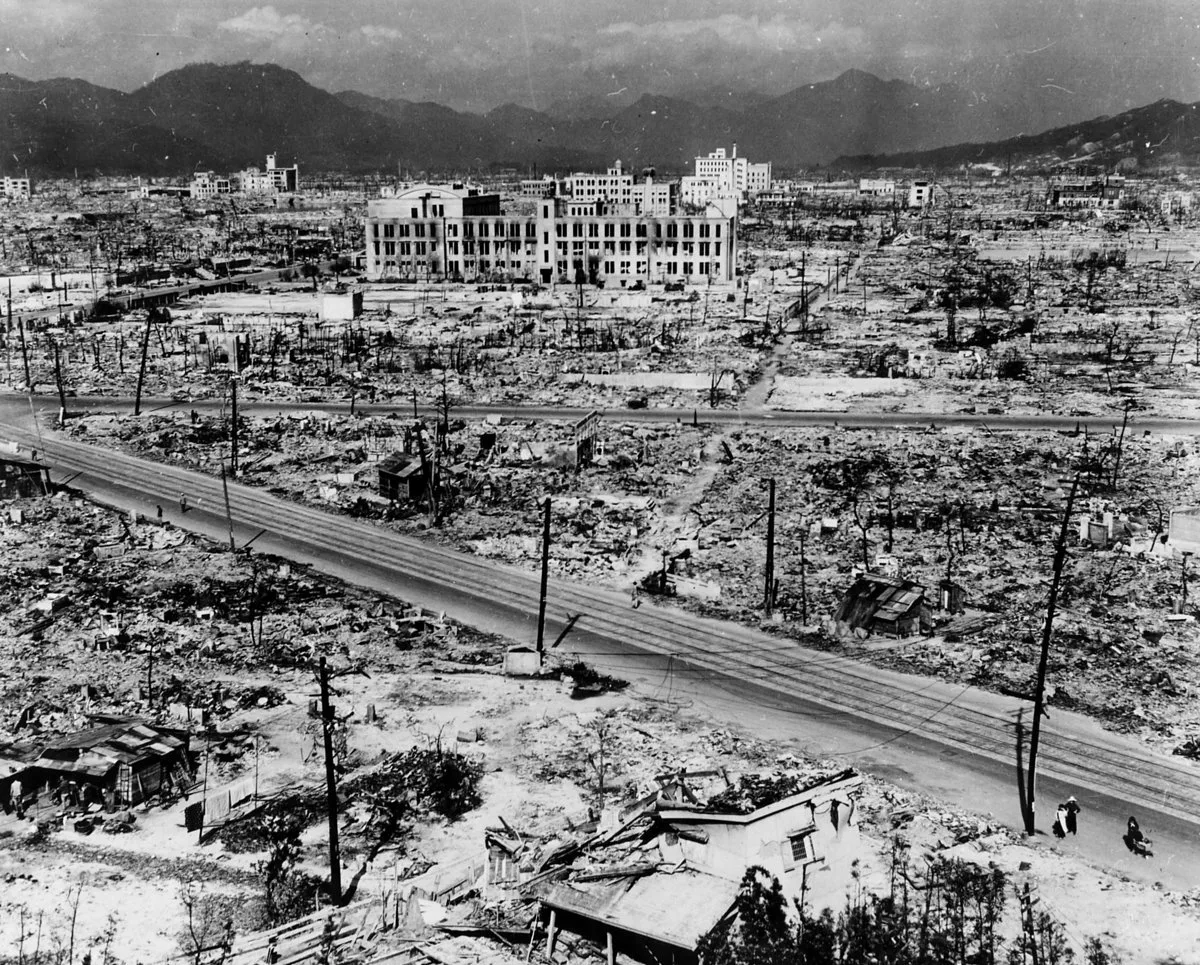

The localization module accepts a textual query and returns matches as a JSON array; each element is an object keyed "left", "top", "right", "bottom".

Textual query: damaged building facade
[
  {"left": 530, "top": 770, "right": 864, "bottom": 965},
  {"left": 364, "top": 183, "right": 736, "bottom": 286}
]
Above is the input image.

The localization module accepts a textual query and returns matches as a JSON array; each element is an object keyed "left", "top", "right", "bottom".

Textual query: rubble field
[
  {"left": 73, "top": 403, "right": 1200, "bottom": 754},
  {"left": 3, "top": 496, "right": 1199, "bottom": 964}
]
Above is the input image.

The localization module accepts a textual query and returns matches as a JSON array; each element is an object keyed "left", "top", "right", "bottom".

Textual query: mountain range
[
  {"left": 832, "top": 99, "right": 1200, "bottom": 172},
  {"left": 1, "top": 62, "right": 1197, "bottom": 179}
]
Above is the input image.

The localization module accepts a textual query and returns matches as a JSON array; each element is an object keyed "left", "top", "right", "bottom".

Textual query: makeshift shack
[
  {"left": 378, "top": 453, "right": 428, "bottom": 502},
  {"left": 28, "top": 718, "right": 192, "bottom": 808},
  {"left": 835, "top": 574, "right": 931, "bottom": 638},
  {"left": 0, "top": 458, "right": 52, "bottom": 499}
]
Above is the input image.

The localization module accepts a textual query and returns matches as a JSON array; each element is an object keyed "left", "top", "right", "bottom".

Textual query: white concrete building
[
  {"left": 365, "top": 183, "right": 735, "bottom": 287},
  {"left": 189, "top": 171, "right": 232, "bottom": 199},
  {"left": 691, "top": 145, "right": 772, "bottom": 202},
  {"left": 1, "top": 176, "right": 31, "bottom": 200},
  {"left": 859, "top": 178, "right": 896, "bottom": 197}
]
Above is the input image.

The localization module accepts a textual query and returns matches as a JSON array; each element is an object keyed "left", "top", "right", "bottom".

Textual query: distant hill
[
  {"left": 3, "top": 62, "right": 1199, "bottom": 178},
  {"left": 830, "top": 98, "right": 1200, "bottom": 172}
]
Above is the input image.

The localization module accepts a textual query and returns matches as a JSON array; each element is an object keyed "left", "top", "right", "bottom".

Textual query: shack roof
[
  {"left": 539, "top": 869, "right": 738, "bottom": 950},
  {"left": 836, "top": 573, "right": 926, "bottom": 628},
  {"left": 35, "top": 720, "right": 184, "bottom": 777}
]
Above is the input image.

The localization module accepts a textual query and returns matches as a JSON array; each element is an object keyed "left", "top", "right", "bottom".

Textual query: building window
[
  {"left": 604, "top": 224, "right": 615, "bottom": 238},
  {"left": 572, "top": 223, "right": 583, "bottom": 238},
  {"left": 788, "top": 831, "right": 818, "bottom": 864}
]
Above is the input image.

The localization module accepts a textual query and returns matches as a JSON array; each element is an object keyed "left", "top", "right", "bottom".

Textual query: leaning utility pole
[
  {"left": 318, "top": 656, "right": 343, "bottom": 905},
  {"left": 133, "top": 309, "right": 153, "bottom": 416},
  {"left": 763, "top": 479, "right": 776, "bottom": 615},
  {"left": 1024, "top": 475, "right": 1079, "bottom": 836},
  {"left": 536, "top": 497, "right": 551, "bottom": 655}
]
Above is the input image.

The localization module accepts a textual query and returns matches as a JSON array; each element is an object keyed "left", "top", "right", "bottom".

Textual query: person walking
[
  {"left": 179, "top": 493, "right": 188, "bottom": 513},
  {"left": 1124, "top": 816, "right": 1151, "bottom": 856},
  {"left": 630, "top": 583, "right": 641, "bottom": 609},
  {"left": 1063, "top": 796, "right": 1081, "bottom": 835}
]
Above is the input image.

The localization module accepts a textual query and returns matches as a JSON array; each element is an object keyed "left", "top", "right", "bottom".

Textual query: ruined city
[{"left": 4, "top": 7, "right": 1200, "bottom": 965}]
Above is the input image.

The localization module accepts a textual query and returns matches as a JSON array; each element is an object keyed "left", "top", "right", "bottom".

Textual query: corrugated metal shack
[{"left": 835, "top": 573, "right": 931, "bottom": 638}]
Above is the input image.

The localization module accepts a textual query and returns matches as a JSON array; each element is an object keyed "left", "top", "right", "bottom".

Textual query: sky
[{"left": 2, "top": 0, "right": 1199, "bottom": 118}]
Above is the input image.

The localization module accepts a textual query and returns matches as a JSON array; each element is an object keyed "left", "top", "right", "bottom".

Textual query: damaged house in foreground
[{"left": 524, "top": 769, "right": 863, "bottom": 965}]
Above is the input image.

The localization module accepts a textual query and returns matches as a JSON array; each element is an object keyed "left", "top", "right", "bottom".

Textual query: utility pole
[
  {"left": 220, "top": 461, "right": 236, "bottom": 551},
  {"left": 799, "top": 521, "right": 808, "bottom": 625},
  {"left": 52, "top": 339, "right": 67, "bottom": 426},
  {"left": 317, "top": 656, "right": 343, "bottom": 906},
  {"left": 536, "top": 497, "right": 551, "bottom": 656},
  {"left": 229, "top": 377, "right": 239, "bottom": 476},
  {"left": 1024, "top": 475, "right": 1079, "bottom": 836},
  {"left": 763, "top": 479, "right": 776, "bottom": 615},
  {"left": 133, "top": 308, "right": 153, "bottom": 416},
  {"left": 17, "top": 313, "right": 31, "bottom": 391}
]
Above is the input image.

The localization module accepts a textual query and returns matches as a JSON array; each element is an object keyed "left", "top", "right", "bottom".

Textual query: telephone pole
[
  {"left": 763, "top": 479, "right": 776, "bottom": 615},
  {"left": 318, "top": 656, "right": 343, "bottom": 905},
  {"left": 229, "top": 377, "right": 239, "bottom": 476},
  {"left": 133, "top": 309, "right": 153, "bottom": 416},
  {"left": 1024, "top": 475, "right": 1079, "bottom": 836},
  {"left": 536, "top": 497, "right": 551, "bottom": 655}
]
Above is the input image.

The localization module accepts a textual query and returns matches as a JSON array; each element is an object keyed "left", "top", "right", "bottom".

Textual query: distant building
[
  {"left": 693, "top": 145, "right": 772, "bottom": 197},
  {"left": 189, "top": 171, "right": 232, "bottom": 199},
  {"left": 907, "top": 180, "right": 933, "bottom": 209},
  {"left": 561, "top": 161, "right": 675, "bottom": 216},
  {"left": 859, "top": 178, "right": 896, "bottom": 197},
  {"left": 236, "top": 153, "right": 299, "bottom": 194},
  {"left": 1160, "top": 191, "right": 1193, "bottom": 218},
  {"left": 1048, "top": 174, "right": 1124, "bottom": 209},
  {"left": 364, "top": 182, "right": 736, "bottom": 286},
  {"left": 1, "top": 176, "right": 31, "bottom": 200}
]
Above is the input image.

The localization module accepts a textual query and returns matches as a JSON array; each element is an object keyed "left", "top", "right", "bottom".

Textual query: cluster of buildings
[{"left": 189, "top": 154, "right": 299, "bottom": 199}]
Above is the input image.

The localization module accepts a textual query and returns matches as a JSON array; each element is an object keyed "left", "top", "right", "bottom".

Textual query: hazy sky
[{"left": 2, "top": 0, "right": 1199, "bottom": 115}]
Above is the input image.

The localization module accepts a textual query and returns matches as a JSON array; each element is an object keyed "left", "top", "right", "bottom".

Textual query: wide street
[
  {"left": 2, "top": 411, "right": 1199, "bottom": 894},
  {"left": 15, "top": 390, "right": 1200, "bottom": 436}
]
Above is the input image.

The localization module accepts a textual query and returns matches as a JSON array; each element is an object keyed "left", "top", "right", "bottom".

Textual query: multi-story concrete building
[
  {"left": 1, "top": 176, "right": 31, "bottom": 199},
  {"left": 687, "top": 145, "right": 772, "bottom": 204},
  {"left": 365, "top": 183, "right": 735, "bottom": 286},
  {"left": 907, "top": 180, "right": 933, "bottom": 209},
  {"left": 559, "top": 161, "right": 675, "bottom": 216},
  {"left": 189, "top": 171, "right": 232, "bottom": 199},
  {"left": 858, "top": 178, "right": 896, "bottom": 197},
  {"left": 1048, "top": 174, "right": 1124, "bottom": 209},
  {"left": 235, "top": 154, "right": 299, "bottom": 194}
]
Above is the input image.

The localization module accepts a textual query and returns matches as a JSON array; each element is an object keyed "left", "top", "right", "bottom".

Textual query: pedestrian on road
[
  {"left": 631, "top": 584, "right": 641, "bottom": 609},
  {"left": 1064, "top": 796, "right": 1080, "bottom": 835},
  {"left": 156, "top": 504, "right": 163, "bottom": 520},
  {"left": 1124, "top": 816, "right": 1151, "bottom": 856},
  {"left": 179, "top": 493, "right": 188, "bottom": 513}
]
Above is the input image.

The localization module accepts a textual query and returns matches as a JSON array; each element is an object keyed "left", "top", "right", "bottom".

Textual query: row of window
[{"left": 376, "top": 254, "right": 723, "bottom": 277}]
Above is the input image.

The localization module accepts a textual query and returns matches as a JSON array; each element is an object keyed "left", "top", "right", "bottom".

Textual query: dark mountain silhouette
[
  {"left": 3, "top": 62, "right": 1198, "bottom": 178},
  {"left": 830, "top": 99, "right": 1200, "bottom": 171}
]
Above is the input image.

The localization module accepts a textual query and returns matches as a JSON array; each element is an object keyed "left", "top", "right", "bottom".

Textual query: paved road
[
  {"left": 4, "top": 424, "right": 1200, "bottom": 893},
  {"left": 10, "top": 389, "right": 1200, "bottom": 436}
]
